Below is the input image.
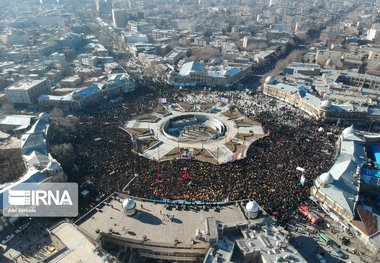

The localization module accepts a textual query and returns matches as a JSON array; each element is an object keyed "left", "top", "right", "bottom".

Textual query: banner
[
  {"left": 159, "top": 98, "right": 167, "bottom": 104},
  {"left": 300, "top": 175, "right": 306, "bottom": 186}
]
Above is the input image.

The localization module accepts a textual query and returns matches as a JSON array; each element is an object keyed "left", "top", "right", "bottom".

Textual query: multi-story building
[
  {"left": 38, "top": 74, "right": 135, "bottom": 111},
  {"left": 128, "top": 21, "right": 156, "bottom": 34},
  {"left": 167, "top": 61, "right": 248, "bottom": 88},
  {"left": 71, "top": 193, "right": 306, "bottom": 263},
  {"left": 367, "top": 24, "right": 380, "bottom": 42},
  {"left": 112, "top": 9, "right": 128, "bottom": 28},
  {"left": 5, "top": 78, "right": 50, "bottom": 105},
  {"left": 367, "top": 48, "right": 380, "bottom": 71},
  {"left": 311, "top": 127, "right": 380, "bottom": 253},
  {"left": 323, "top": 70, "right": 380, "bottom": 105},
  {"left": 263, "top": 75, "right": 380, "bottom": 123}
]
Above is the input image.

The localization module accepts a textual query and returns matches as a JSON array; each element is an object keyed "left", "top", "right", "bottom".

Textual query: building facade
[{"left": 5, "top": 78, "right": 50, "bottom": 105}]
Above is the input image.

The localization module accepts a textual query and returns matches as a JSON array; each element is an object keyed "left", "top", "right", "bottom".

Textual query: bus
[{"left": 317, "top": 232, "right": 331, "bottom": 245}]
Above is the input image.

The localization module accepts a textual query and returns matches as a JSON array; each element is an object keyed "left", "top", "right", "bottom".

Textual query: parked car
[
  {"left": 314, "top": 253, "right": 327, "bottom": 263},
  {"left": 328, "top": 240, "right": 348, "bottom": 259},
  {"left": 15, "top": 221, "right": 30, "bottom": 233},
  {"left": 1, "top": 234, "right": 15, "bottom": 245},
  {"left": 47, "top": 246, "right": 56, "bottom": 255}
]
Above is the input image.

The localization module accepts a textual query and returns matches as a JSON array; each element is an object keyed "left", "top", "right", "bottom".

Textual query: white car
[{"left": 1, "top": 234, "right": 15, "bottom": 245}]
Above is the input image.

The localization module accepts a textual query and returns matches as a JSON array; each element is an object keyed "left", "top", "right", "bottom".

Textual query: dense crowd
[{"left": 69, "top": 86, "right": 337, "bottom": 223}]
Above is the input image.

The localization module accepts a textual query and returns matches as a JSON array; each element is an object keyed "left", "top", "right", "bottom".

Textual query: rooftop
[
  {"left": 49, "top": 222, "right": 104, "bottom": 263},
  {"left": 5, "top": 78, "right": 47, "bottom": 91},
  {"left": 179, "top": 61, "right": 206, "bottom": 76},
  {"left": 77, "top": 194, "right": 247, "bottom": 245}
]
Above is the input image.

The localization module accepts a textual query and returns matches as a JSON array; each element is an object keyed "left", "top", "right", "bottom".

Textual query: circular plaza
[{"left": 123, "top": 102, "right": 267, "bottom": 164}]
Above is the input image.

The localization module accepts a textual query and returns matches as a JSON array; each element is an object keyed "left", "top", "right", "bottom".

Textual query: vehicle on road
[
  {"left": 298, "top": 204, "right": 320, "bottom": 224},
  {"left": 48, "top": 246, "right": 56, "bottom": 255},
  {"left": 316, "top": 232, "right": 331, "bottom": 245},
  {"left": 314, "top": 253, "right": 327, "bottom": 263},
  {"left": 328, "top": 240, "right": 348, "bottom": 259},
  {"left": 1, "top": 234, "right": 15, "bottom": 245},
  {"left": 15, "top": 221, "right": 30, "bottom": 233}
]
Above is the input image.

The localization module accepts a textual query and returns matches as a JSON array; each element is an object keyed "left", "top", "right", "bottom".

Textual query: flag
[{"left": 183, "top": 169, "right": 190, "bottom": 181}]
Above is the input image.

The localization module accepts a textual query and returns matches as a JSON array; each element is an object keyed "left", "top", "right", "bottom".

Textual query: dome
[
  {"left": 265, "top": 76, "right": 275, "bottom": 85},
  {"left": 39, "top": 112, "right": 50, "bottom": 122},
  {"left": 46, "top": 160, "right": 60, "bottom": 171},
  {"left": 122, "top": 199, "right": 136, "bottom": 210},
  {"left": 320, "top": 100, "right": 332, "bottom": 108},
  {"left": 319, "top": 172, "right": 333, "bottom": 185},
  {"left": 246, "top": 201, "right": 259, "bottom": 213}
]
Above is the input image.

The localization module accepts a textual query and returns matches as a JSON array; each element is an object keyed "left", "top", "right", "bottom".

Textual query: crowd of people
[{"left": 68, "top": 85, "right": 337, "bottom": 223}]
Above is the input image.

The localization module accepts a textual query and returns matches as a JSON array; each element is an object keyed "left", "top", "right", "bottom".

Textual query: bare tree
[
  {"left": 260, "top": 50, "right": 306, "bottom": 84},
  {"left": 50, "top": 143, "right": 75, "bottom": 171},
  {"left": 50, "top": 111, "right": 80, "bottom": 143},
  {"left": 190, "top": 47, "right": 220, "bottom": 61},
  {"left": 1, "top": 102, "right": 14, "bottom": 114},
  {"left": 50, "top": 107, "right": 64, "bottom": 118}
]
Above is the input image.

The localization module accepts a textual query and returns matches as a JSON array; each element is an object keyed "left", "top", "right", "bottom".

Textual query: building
[
  {"left": 323, "top": 70, "right": 380, "bottom": 105},
  {"left": 4, "top": 78, "right": 50, "bottom": 105},
  {"left": 263, "top": 70, "right": 380, "bottom": 124},
  {"left": 282, "top": 62, "right": 322, "bottom": 77},
  {"left": 310, "top": 127, "right": 380, "bottom": 253},
  {"left": 123, "top": 32, "right": 149, "bottom": 44},
  {"left": 39, "top": 74, "right": 135, "bottom": 111},
  {"left": 0, "top": 115, "right": 34, "bottom": 134},
  {"left": 128, "top": 21, "right": 156, "bottom": 34},
  {"left": 112, "top": 9, "right": 128, "bottom": 28},
  {"left": 71, "top": 193, "right": 306, "bottom": 262},
  {"left": 367, "top": 24, "right": 380, "bottom": 42},
  {"left": 96, "top": 0, "right": 113, "bottom": 17},
  {"left": 0, "top": 112, "right": 66, "bottom": 229},
  {"left": 367, "top": 48, "right": 380, "bottom": 71},
  {"left": 167, "top": 61, "right": 248, "bottom": 88}
]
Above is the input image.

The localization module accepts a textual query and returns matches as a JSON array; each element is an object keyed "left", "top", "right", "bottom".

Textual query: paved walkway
[{"left": 124, "top": 103, "right": 266, "bottom": 164}]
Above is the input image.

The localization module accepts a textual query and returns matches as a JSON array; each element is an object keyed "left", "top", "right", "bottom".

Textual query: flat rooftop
[
  {"left": 6, "top": 78, "right": 47, "bottom": 91},
  {"left": 77, "top": 194, "right": 247, "bottom": 246},
  {"left": 49, "top": 222, "right": 104, "bottom": 263}
]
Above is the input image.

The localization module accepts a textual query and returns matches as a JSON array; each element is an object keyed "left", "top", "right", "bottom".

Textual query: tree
[
  {"left": 50, "top": 143, "right": 75, "bottom": 171},
  {"left": 1, "top": 102, "right": 14, "bottom": 113},
  {"left": 50, "top": 107, "right": 64, "bottom": 118},
  {"left": 50, "top": 111, "right": 80, "bottom": 143},
  {"left": 190, "top": 47, "right": 220, "bottom": 61},
  {"left": 260, "top": 50, "right": 306, "bottom": 84}
]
